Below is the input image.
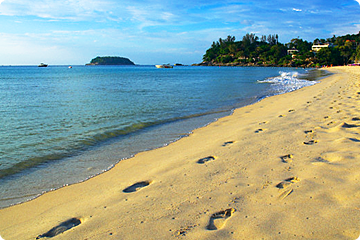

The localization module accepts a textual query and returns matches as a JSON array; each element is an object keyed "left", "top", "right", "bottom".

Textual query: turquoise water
[{"left": 0, "top": 65, "right": 323, "bottom": 208}]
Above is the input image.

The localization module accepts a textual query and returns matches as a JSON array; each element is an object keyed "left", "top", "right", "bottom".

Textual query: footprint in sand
[
  {"left": 36, "top": 218, "right": 82, "bottom": 239},
  {"left": 206, "top": 208, "right": 235, "bottom": 230},
  {"left": 276, "top": 177, "right": 300, "bottom": 188},
  {"left": 303, "top": 140, "right": 318, "bottom": 145},
  {"left": 276, "top": 177, "right": 300, "bottom": 200},
  {"left": 280, "top": 154, "right": 293, "bottom": 163},
  {"left": 313, "top": 152, "right": 344, "bottom": 165},
  {"left": 123, "top": 181, "right": 151, "bottom": 193},
  {"left": 349, "top": 138, "right": 360, "bottom": 142},
  {"left": 222, "top": 141, "right": 235, "bottom": 147},
  {"left": 342, "top": 122, "right": 360, "bottom": 128},
  {"left": 197, "top": 156, "right": 216, "bottom": 164},
  {"left": 327, "top": 121, "right": 335, "bottom": 126},
  {"left": 255, "top": 128, "right": 265, "bottom": 133},
  {"left": 313, "top": 157, "right": 330, "bottom": 164}
]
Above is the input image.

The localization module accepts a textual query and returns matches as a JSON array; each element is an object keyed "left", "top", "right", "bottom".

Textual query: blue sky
[{"left": 0, "top": 0, "right": 359, "bottom": 65}]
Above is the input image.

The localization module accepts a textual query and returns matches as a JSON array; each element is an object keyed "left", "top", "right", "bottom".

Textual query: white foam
[{"left": 258, "top": 71, "right": 318, "bottom": 94}]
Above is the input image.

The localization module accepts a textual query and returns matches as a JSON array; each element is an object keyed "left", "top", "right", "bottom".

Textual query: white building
[
  {"left": 287, "top": 49, "right": 299, "bottom": 55},
  {"left": 312, "top": 44, "right": 330, "bottom": 52}
]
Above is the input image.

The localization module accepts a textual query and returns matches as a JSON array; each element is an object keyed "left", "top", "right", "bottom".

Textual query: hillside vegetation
[{"left": 197, "top": 32, "right": 360, "bottom": 67}]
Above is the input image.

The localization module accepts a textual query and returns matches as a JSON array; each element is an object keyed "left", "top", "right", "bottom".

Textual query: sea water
[{"left": 0, "top": 65, "right": 328, "bottom": 208}]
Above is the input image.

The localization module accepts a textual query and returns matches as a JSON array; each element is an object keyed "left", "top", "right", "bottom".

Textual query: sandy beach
[{"left": 1, "top": 66, "right": 360, "bottom": 240}]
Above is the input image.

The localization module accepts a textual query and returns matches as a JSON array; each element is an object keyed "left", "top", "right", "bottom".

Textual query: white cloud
[
  {"left": 0, "top": 33, "right": 69, "bottom": 64},
  {"left": 332, "top": 24, "right": 360, "bottom": 36},
  {"left": 241, "top": 20, "right": 254, "bottom": 25},
  {"left": 126, "top": 5, "right": 181, "bottom": 29},
  {"left": 0, "top": 0, "right": 360, "bottom": 65},
  {"left": 0, "top": 0, "right": 114, "bottom": 20}
]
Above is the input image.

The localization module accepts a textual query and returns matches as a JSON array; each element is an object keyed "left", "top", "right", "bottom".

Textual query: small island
[{"left": 86, "top": 56, "right": 135, "bottom": 66}]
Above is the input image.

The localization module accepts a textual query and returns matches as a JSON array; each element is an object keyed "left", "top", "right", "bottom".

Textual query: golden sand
[{"left": 1, "top": 66, "right": 360, "bottom": 240}]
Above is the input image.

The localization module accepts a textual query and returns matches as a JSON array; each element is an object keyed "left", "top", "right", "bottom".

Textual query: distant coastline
[{"left": 191, "top": 61, "right": 307, "bottom": 67}]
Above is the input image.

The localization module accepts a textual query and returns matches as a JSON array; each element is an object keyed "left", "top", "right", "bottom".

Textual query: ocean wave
[
  {"left": 0, "top": 110, "right": 228, "bottom": 180},
  {"left": 258, "top": 71, "right": 318, "bottom": 94}
]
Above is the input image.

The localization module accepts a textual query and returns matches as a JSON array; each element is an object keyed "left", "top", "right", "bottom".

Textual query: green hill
[
  {"left": 86, "top": 56, "right": 135, "bottom": 65},
  {"left": 195, "top": 32, "right": 360, "bottom": 67}
]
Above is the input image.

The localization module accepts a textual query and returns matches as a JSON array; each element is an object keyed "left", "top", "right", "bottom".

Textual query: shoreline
[
  {"left": 0, "top": 67, "right": 313, "bottom": 210},
  {"left": 192, "top": 61, "right": 318, "bottom": 68},
  {"left": 1, "top": 66, "right": 360, "bottom": 239},
  {"left": 0, "top": 109, "right": 232, "bottom": 210}
]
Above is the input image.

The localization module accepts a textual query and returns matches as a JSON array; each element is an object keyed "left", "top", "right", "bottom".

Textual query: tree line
[{"left": 201, "top": 32, "right": 360, "bottom": 67}]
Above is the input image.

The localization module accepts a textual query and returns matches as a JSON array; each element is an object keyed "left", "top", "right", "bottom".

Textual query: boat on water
[
  {"left": 38, "top": 63, "right": 48, "bottom": 67},
  {"left": 155, "top": 64, "right": 173, "bottom": 68}
]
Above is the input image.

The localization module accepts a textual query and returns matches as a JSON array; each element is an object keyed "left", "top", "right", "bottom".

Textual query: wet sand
[{"left": 1, "top": 66, "right": 360, "bottom": 240}]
